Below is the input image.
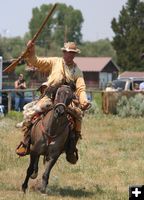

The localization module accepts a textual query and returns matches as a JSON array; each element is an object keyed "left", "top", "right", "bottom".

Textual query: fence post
[{"left": 7, "top": 91, "right": 12, "bottom": 112}]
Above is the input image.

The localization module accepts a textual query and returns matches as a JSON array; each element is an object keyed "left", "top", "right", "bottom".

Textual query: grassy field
[{"left": 0, "top": 112, "right": 144, "bottom": 200}]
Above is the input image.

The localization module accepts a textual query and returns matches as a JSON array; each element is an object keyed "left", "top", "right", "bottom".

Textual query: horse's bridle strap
[{"left": 54, "top": 103, "right": 66, "bottom": 109}]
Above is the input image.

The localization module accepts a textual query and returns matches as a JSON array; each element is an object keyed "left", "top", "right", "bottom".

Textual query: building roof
[
  {"left": 119, "top": 71, "right": 144, "bottom": 78},
  {"left": 74, "top": 57, "right": 119, "bottom": 72}
]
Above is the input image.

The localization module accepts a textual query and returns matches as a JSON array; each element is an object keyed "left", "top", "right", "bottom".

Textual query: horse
[{"left": 21, "top": 84, "right": 77, "bottom": 193}]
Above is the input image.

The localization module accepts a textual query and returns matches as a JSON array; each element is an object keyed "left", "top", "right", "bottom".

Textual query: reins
[{"left": 39, "top": 106, "right": 60, "bottom": 140}]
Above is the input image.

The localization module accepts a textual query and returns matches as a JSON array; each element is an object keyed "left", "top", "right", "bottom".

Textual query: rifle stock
[
  {"left": 3, "top": 3, "right": 58, "bottom": 73},
  {"left": 3, "top": 59, "right": 21, "bottom": 73},
  {"left": 3, "top": 50, "right": 28, "bottom": 73}
]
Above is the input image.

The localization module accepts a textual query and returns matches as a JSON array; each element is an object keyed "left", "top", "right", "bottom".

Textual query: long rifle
[{"left": 3, "top": 3, "right": 58, "bottom": 73}]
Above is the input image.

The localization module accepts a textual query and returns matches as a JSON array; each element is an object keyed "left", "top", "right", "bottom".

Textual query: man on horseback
[{"left": 16, "top": 41, "right": 90, "bottom": 164}]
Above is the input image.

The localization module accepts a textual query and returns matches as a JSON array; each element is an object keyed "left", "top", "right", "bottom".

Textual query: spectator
[
  {"left": 105, "top": 82, "right": 117, "bottom": 92},
  {"left": 139, "top": 82, "right": 144, "bottom": 91},
  {"left": 14, "top": 74, "right": 26, "bottom": 111},
  {"left": 133, "top": 83, "right": 140, "bottom": 91}
]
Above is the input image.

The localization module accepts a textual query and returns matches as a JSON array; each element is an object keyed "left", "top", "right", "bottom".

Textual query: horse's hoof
[
  {"left": 66, "top": 153, "right": 78, "bottom": 164},
  {"left": 40, "top": 188, "right": 46, "bottom": 194},
  {"left": 37, "top": 185, "right": 46, "bottom": 194},
  {"left": 22, "top": 184, "right": 27, "bottom": 193},
  {"left": 30, "top": 172, "right": 38, "bottom": 179}
]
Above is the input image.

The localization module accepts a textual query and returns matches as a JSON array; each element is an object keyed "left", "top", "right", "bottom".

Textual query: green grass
[
  {"left": 6, "top": 110, "right": 23, "bottom": 121},
  {"left": 0, "top": 113, "right": 144, "bottom": 199}
]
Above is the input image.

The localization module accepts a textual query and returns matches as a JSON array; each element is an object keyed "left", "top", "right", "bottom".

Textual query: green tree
[
  {"left": 80, "top": 39, "right": 117, "bottom": 60},
  {"left": 7, "top": 37, "right": 25, "bottom": 58},
  {"left": 111, "top": 0, "right": 144, "bottom": 71},
  {"left": 29, "top": 3, "right": 84, "bottom": 53},
  {"left": 0, "top": 36, "right": 9, "bottom": 59},
  {"left": 0, "top": 36, "right": 25, "bottom": 60}
]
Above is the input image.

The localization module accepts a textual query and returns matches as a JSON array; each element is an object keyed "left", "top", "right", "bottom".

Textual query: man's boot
[
  {"left": 66, "top": 130, "right": 82, "bottom": 164},
  {"left": 16, "top": 121, "right": 32, "bottom": 156}
]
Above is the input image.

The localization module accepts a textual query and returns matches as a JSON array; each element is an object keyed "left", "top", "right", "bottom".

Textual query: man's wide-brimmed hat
[{"left": 61, "top": 42, "right": 81, "bottom": 53}]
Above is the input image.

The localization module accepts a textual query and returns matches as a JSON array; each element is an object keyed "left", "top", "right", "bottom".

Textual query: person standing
[
  {"left": 14, "top": 74, "right": 26, "bottom": 111},
  {"left": 139, "top": 82, "right": 144, "bottom": 91}
]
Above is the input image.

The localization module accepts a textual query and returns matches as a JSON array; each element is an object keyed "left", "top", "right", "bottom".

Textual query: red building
[{"left": 74, "top": 57, "right": 119, "bottom": 90}]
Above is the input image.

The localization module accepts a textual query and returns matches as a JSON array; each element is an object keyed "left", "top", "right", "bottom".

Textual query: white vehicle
[{"left": 111, "top": 77, "right": 144, "bottom": 91}]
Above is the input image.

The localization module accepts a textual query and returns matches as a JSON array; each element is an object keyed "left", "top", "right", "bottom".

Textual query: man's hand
[{"left": 26, "top": 40, "right": 35, "bottom": 58}]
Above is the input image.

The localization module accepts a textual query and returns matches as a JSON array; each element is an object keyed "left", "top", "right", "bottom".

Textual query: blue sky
[{"left": 1, "top": 0, "right": 127, "bottom": 41}]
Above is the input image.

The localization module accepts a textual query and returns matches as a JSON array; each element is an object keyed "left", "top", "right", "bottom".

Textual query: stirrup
[{"left": 16, "top": 142, "right": 28, "bottom": 157}]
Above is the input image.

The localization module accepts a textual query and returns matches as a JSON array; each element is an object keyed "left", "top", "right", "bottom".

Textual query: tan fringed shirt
[{"left": 26, "top": 56, "right": 88, "bottom": 105}]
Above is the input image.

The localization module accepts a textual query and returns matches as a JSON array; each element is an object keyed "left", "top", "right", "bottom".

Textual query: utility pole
[{"left": 64, "top": 25, "right": 68, "bottom": 43}]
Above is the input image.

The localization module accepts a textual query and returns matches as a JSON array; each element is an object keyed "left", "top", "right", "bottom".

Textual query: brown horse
[{"left": 22, "top": 84, "right": 76, "bottom": 193}]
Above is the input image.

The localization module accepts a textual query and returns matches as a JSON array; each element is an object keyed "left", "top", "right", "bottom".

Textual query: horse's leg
[
  {"left": 22, "top": 153, "right": 38, "bottom": 193},
  {"left": 40, "top": 153, "right": 60, "bottom": 193},
  {"left": 30, "top": 155, "right": 40, "bottom": 179}
]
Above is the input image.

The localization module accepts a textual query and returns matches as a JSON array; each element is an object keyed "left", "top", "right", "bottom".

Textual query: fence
[
  {"left": 2, "top": 88, "right": 133, "bottom": 114},
  {"left": 102, "top": 91, "right": 144, "bottom": 114},
  {"left": 0, "top": 88, "right": 101, "bottom": 113},
  {"left": 0, "top": 88, "right": 38, "bottom": 112}
]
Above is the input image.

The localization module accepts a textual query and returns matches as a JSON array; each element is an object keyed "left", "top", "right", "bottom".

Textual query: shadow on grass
[{"left": 46, "top": 185, "right": 94, "bottom": 198}]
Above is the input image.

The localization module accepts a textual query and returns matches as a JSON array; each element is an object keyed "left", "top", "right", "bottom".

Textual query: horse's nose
[
  {"left": 58, "top": 105, "right": 65, "bottom": 115},
  {"left": 54, "top": 104, "right": 65, "bottom": 117}
]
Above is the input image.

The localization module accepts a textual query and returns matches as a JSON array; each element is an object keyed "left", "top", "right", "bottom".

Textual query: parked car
[{"left": 111, "top": 77, "right": 144, "bottom": 91}]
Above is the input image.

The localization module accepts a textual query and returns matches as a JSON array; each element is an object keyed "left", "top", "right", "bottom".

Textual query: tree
[
  {"left": 0, "top": 36, "right": 8, "bottom": 59},
  {"left": 0, "top": 36, "right": 25, "bottom": 60},
  {"left": 80, "top": 39, "right": 117, "bottom": 60},
  {"left": 111, "top": 0, "right": 144, "bottom": 71},
  {"left": 29, "top": 3, "right": 84, "bottom": 53}
]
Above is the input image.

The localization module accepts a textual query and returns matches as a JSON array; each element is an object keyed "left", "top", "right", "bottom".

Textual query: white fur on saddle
[{"left": 23, "top": 97, "right": 52, "bottom": 121}]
